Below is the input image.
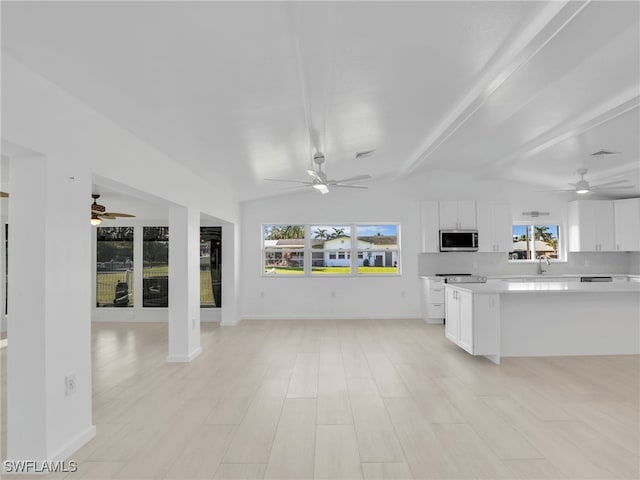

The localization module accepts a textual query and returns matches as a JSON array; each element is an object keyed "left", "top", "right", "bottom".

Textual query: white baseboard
[
  {"left": 240, "top": 314, "right": 421, "bottom": 321},
  {"left": 51, "top": 424, "right": 96, "bottom": 462},
  {"left": 166, "top": 346, "right": 202, "bottom": 363}
]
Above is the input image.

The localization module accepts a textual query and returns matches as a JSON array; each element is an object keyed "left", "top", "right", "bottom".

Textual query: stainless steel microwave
[{"left": 439, "top": 229, "right": 478, "bottom": 252}]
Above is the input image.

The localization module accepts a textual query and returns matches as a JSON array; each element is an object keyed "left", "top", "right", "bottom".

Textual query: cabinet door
[
  {"left": 475, "top": 202, "right": 495, "bottom": 252},
  {"left": 568, "top": 201, "right": 597, "bottom": 252},
  {"left": 493, "top": 203, "right": 513, "bottom": 252},
  {"left": 458, "top": 291, "right": 473, "bottom": 354},
  {"left": 476, "top": 202, "right": 512, "bottom": 252},
  {"left": 593, "top": 201, "right": 615, "bottom": 251},
  {"left": 614, "top": 199, "right": 640, "bottom": 251},
  {"left": 439, "top": 201, "right": 460, "bottom": 229},
  {"left": 421, "top": 201, "right": 440, "bottom": 252},
  {"left": 457, "top": 201, "right": 477, "bottom": 229},
  {"left": 444, "top": 288, "right": 459, "bottom": 343}
]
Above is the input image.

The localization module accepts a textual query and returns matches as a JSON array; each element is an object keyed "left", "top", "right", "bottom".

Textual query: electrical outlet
[{"left": 65, "top": 374, "right": 76, "bottom": 396}]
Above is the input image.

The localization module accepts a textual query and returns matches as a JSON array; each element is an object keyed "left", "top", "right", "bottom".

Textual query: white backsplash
[{"left": 419, "top": 251, "right": 636, "bottom": 276}]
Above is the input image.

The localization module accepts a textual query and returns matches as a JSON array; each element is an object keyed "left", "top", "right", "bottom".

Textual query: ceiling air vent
[
  {"left": 355, "top": 149, "right": 376, "bottom": 159},
  {"left": 590, "top": 150, "right": 620, "bottom": 157}
]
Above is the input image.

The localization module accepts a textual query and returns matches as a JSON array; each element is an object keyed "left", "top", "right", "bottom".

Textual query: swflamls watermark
[{"left": 3, "top": 460, "right": 78, "bottom": 474}]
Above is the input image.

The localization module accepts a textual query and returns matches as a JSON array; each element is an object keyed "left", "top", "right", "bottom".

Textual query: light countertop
[{"left": 446, "top": 280, "right": 640, "bottom": 294}]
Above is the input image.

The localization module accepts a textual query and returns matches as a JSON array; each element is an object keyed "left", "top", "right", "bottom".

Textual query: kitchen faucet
[{"left": 537, "top": 255, "right": 550, "bottom": 275}]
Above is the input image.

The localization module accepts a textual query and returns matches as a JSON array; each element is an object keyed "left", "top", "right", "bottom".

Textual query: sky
[
  {"left": 310, "top": 224, "right": 398, "bottom": 237},
  {"left": 512, "top": 224, "right": 559, "bottom": 240}
]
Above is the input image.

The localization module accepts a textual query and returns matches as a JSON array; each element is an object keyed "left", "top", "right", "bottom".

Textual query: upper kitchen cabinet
[
  {"left": 568, "top": 200, "right": 615, "bottom": 252},
  {"left": 439, "top": 201, "right": 476, "bottom": 229},
  {"left": 614, "top": 198, "right": 640, "bottom": 251},
  {"left": 476, "top": 202, "right": 512, "bottom": 252},
  {"left": 420, "top": 201, "right": 440, "bottom": 252}
]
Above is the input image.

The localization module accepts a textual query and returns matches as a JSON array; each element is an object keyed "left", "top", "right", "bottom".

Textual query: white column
[
  {"left": 7, "top": 155, "right": 95, "bottom": 467},
  {"left": 221, "top": 221, "right": 240, "bottom": 326},
  {"left": 167, "top": 206, "right": 201, "bottom": 362}
]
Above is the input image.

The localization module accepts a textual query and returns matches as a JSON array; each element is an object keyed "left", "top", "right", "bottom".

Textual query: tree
[
  {"left": 265, "top": 225, "right": 304, "bottom": 240},
  {"left": 330, "top": 227, "right": 346, "bottom": 238},
  {"left": 314, "top": 228, "right": 329, "bottom": 240}
]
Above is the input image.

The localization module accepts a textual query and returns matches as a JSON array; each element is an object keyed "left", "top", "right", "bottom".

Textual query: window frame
[
  {"left": 261, "top": 223, "right": 401, "bottom": 277},
  {"left": 508, "top": 222, "right": 565, "bottom": 263}
]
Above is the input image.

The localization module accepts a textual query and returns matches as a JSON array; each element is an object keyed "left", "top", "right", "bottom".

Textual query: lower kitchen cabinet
[
  {"left": 445, "top": 286, "right": 500, "bottom": 358},
  {"left": 421, "top": 276, "right": 445, "bottom": 323}
]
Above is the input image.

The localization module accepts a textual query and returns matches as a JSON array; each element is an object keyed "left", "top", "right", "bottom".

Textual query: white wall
[
  {"left": 241, "top": 168, "right": 633, "bottom": 320},
  {"left": 0, "top": 54, "right": 239, "bottom": 463},
  {"left": 240, "top": 181, "right": 422, "bottom": 320},
  {"left": 2, "top": 54, "right": 239, "bottom": 223}
]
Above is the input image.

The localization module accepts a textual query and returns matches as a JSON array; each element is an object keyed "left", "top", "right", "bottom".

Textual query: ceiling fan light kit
[
  {"left": 90, "top": 194, "right": 135, "bottom": 225},
  {"left": 541, "top": 167, "right": 634, "bottom": 195}
]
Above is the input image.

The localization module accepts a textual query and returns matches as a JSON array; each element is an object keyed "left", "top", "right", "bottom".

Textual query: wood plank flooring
[{"left": 1, "top": 319, "right": 638, "bottom": 479}]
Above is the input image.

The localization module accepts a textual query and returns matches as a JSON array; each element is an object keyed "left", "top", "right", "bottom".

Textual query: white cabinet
[
  {"left": 445, "top": 286, "right": 500, "bottom": 358},
  {"left": 476, "top": 202, "right": 512, "bottom": 252},
  {"left": 421, "top": 277, "right": 445, "bottom": 323},
  {"left": 614, "top": 198, "right": 640, "bottom": 252},
  {"left": 439, "top": 201, "right": 476, "bottom": 229},
  {"left": 568, "top": 200, "right": 615, "bottom": 252},
  {"left": 420, "top": 201, "right": 440, "bottom": 252},
  {"left": 444, "top": 287, "right": 460, "bottom": 342}
]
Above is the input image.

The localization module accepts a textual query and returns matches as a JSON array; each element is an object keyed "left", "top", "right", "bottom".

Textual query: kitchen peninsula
[{"left": 444, "top": 279, "right": 640, "bottom": 364}]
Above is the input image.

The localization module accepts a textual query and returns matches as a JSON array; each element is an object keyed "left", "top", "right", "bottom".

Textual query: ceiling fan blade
[
  {"left": 590, "top": 179, "right": 630, "bottom": 188},
  {"left": 306, "top": 170, "right": 322, "bottom": 181},
  {"left": 590, "top": 185, "right": 635, "bottom": 190},
  {"left": 265, "top": 178, "right": 313, "bottom": 185},
  {"left": 102, "top": 212, "right": 136, "bottom": 218},
  {"left": 535, "top": 189, "right": 574, "bottom": 193},
  {"left": 330, "top": 174, "right": 372, "bottom": 184},
  {"left": 0, "top": 191, "right": 8, "bottom": 198},
  {"left": 332, "top": 184, "right": 368, "bottom": 189}
]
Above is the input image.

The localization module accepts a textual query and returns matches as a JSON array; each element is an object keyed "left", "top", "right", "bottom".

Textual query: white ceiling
[{"left": 2, "top": 1, "right": 639, "bottom": 202}]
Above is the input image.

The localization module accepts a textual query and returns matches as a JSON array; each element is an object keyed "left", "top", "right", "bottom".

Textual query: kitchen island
[{"left": 444, "top": 280, "right": 640, "bottom": 364}]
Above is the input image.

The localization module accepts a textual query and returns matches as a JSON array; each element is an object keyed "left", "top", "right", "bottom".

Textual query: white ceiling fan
[
  {"left": 265, "top": 152, "right": 371, "bottom": 194},
  {"left": 546, "top": 168, "right": 634, "bottom": 195}
]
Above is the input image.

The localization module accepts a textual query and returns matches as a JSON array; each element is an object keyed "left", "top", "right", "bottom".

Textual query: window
[
  {"left": 262, "top": 223, "right": 401, "bottom": 276},
  {"left": 96, "top": 227, "right": 134, "bottom": 307},
  {"left": 509, "top": 224, "right": 560, "bottom": 261},
  {"left": 356, "top": 224, "right": 399, "bottom": 275},
  {"left": 311, "top": 225, "right": 352, "bottom": 275},
  {"left": 201, "top": 227, "right": 222, "bottom": 307},
  {"left": 263, "top": 224, "right": 305, "bottom": 275},
  {"left": 142, "top": 227, "right": 169, "bottom": 307}
]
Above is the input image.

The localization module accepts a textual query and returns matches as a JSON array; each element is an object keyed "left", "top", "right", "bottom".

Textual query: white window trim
[
  {"left": 262, "top": 223, "right": 402, "bottom": 277},
  {"left": 508, "top": 222, "right": 566, "bottom": 263}
]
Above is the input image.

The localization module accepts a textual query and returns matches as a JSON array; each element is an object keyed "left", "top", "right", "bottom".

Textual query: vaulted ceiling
[{"left": 2, "top": 1, "right": 639, "bottom": 202}]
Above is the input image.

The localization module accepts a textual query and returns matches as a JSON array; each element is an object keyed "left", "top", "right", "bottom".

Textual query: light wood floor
[{"left": 1, "top": 319, "right": 639, "bottom": 479}]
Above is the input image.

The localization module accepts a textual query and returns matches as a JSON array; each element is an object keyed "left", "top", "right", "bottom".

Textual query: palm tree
[
  {"left": 331, "top": 227, "right": 346, "bottom": 238},
  {"left": 314, "top": 228, "right": 329, "bottom": 240}
]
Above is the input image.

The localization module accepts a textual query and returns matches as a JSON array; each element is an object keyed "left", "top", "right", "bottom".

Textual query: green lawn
[
  {"left": 265, "top": 266, "right": 398, "bottom": 275},
  {"left": 96, "top": 266, "right": 217, "bottom": 306}
]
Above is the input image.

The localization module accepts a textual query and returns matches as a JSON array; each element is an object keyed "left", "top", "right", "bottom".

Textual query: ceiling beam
[
  {"left": 478, "top": 88, "right": 639, "bottom": 178},
  {"left": 398, "top": 0, "right": 589, "bottom": 177}
]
